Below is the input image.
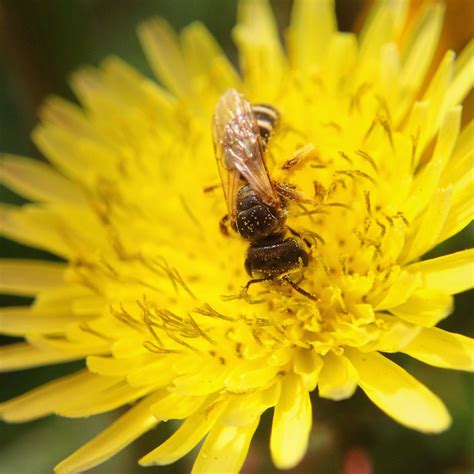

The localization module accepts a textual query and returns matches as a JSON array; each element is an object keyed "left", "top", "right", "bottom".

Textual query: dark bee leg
[
  {"left": 282, "top": 275, "right": 319, "bottom": 301},
  {"left": 286, "top": 225, "right": 301, "bottom": 238},
  {"left": 242, "top": 277, "right": 275, "bottom": 292},
  {"left": 222, "top": 277, "right": 274, "bottom": 303},
  {"left": 219, "top": 215, "right": 230, "bottom": 237},
  {"left": 286, "top": 225, "right": 314, "bottom": 250},
  {"left": 287, "top": 225, "right": 324, "bottom": 249}
]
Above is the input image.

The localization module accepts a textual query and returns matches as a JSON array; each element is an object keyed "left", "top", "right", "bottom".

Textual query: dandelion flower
[{"left": 1, "top": 0, "right": 474, "bottom": 472}]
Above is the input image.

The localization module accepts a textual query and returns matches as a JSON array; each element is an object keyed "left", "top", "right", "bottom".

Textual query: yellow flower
[{"left": 1, "top": 0, "right": 473, "bottom": 472}]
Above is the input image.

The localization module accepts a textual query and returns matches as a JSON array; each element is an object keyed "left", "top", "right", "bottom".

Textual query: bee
[{"left": 212, "top": 89, "right": 317, "bottom": 300}]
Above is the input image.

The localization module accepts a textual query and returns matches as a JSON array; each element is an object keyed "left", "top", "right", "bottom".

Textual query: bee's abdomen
[
  {"left": 236, "top": 183, "right": 283, "bottom": 241},
  {"left": 252, "top": 104, "right": 279, "bottom": 146},
  {"left": 245, "top": 238, "right": 309, "bottom": 277}
]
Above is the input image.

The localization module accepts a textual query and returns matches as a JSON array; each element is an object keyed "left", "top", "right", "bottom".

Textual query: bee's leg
[
  {"left": 242, "top": 277, "right": 274, "bottom": 292},
  {"left": 286, "top": 225, "right": 302, "bottom": 238},
  {"left": 282, "top": 275, "right": 319, "bottom": 301},
  {"left": 287, "top": 225, "right": 314, "bottom": 249},
  {"left": 222, "top": 277, "right": 274, "bottom": 303},
  {"left": 287, "top": 226, "right": 324, "bottom": 251},
  {"left": 240, "top": 277, "right": 275, "bottom": 303},
  {"left": 219, "top": 215, "right": 230, "bottom": 236},
  {"left": 293, "top": 273, "right": 305, "bottom": 285}
]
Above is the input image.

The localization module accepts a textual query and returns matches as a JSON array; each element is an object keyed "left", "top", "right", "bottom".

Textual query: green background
[{"left": 1, "top": 1, "right": 472, "bottom": 473}]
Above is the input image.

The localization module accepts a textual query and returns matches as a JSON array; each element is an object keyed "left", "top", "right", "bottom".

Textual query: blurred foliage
[{"left": 0, "top": 0, "right": 472, "bottom": 473}]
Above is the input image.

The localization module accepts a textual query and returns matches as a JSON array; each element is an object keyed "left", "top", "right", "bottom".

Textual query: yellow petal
[
  {"left": 288, "top": 0, "right": 336, "bottom": 71},
  {"left": 138, "top": 18, "right": 191, "bottom": 97},
  {"left": 38, "top": 95, "right": 103, "bottom": 141},
  {"left": 0, "top": 260, "right": 66, "bottom": 296},
  {"left": 181, "top": 22, "right": 240, "bottom": 93},
  {"left": 395, "top": 3, "right": 445, "bottom": 124},
  {"left": 404, "top": 99, "right": 429, "bottom": 160},
  {"left": 172, "top": 364, "right": 229, "bottom": 396},
  {"left": 416, "top": 50, "right": 455, "bottom": 156},
  {"left": 86, "top": 354, "right": 147, "bottom": 377},
  {"left": 402, "top": 106, "right": 461, "bottom": 220},
  {"left": 390, "top": 289, "right": 453, "bottom": 326},
  {"left": 54, "top": 394, "right": 160, "bottom": 474},
  {"left": 357, "top": 1, "right": 396, "bottom": 70},
  {"left": 379, "top": 42, "right": 401, "bottom": 112},
  {"left": 437, "top": 181, "right": 474, "bottom": 244},
  {"left": 151, "top": 392, "right": 206, "bottom": 421},
  {"left": 444, "top": 39, "right": 474, "bottom": 112},
  {"left": 0, "top": 205, "right": 71, "bottom": 257},
  {"left": 225, "top": 362, "right": 279, "bottom": 391},
  {"left": 293, "top": 348, "right": 323, "bottom": 391},
  {"left": 373, "top": 314, "right": 421, "bottom": 353},
  {"left": 0, "top": 341, "right": 106, "bottom": 372},
  {"left": 270, "top": 374, "right": 312, "bottom": 470},
  {"left": 27, "top": 332, "right": 109, "bottom": 353},
  {"left": 56, "top": 381, "right": 152, "bottom": 418},
  {"left": 346, "top": 349, "right": 451, "bottom": 433},
  {"left": 441, "top": 119, "right": 473, "bottom": 187},
  {"left": 322, "top": 32, "right": 357, "bottom": 93},
  {"left": 69, "top": 65, "right": 129, "bottom": 118},
  {"left": 192, "top": 418, "right": 259, "bottom": 474},
  {"left": 0, "top": 306, "right": 92, "bottom": 336},
  {"left": 402, "top": 186, "right": 452, "bottom": 262},
  {"left": 233, "top": 0, "right": 285, "bottom": 100},
  {"left": 405, "top": 249, "right": 474, "bottom": 294},
  {"left": 33, "top": 286, "right": 100, "bottom": 316},
  {"left": 403, "top": 327, "right": 474, "bottom": 371},
  {"left": 101, "top": 57, "right": 167, "bottom": 110},
  {"left": 221, "top": 383, "right": 279, "bottom": 427},
  {"left": 33, "top": 119, "right": 117, "bottom": 183},
  {"left": 139, "top": 399, "right": 227, "bottom": 466},
  {"left": 0, "top": 370, "right": 119, "bottom": 422},
  {"left": 0, "top": 155, "right": 84, "bottom": 204},
  {"left": 374, "top": 269, "right": 421, "bottom": 310},
  {"left": 126, "top": 358, "right": 177, "bottom": 387},
  {"left": 318, "top": 351, "right": 358, "bottom": 400}
]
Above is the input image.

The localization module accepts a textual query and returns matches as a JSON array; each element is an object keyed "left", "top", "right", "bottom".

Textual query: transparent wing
[{"left": 212, "top": 89, "right": 280, "bottom": 223}]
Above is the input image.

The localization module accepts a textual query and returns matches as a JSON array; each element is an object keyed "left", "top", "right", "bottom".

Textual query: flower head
[{"left": 1, "top": 0, "right": 473, "bottom": 472}]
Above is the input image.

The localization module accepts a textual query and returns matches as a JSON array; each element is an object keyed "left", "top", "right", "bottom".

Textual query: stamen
[
  {"left": 78, "top": 322, "right": 113, "bottom": 340},
  {"left": 320, "top": 121, "right": 342, "bottom": 132},
  {"left": 349, "top": 83, "right": 372, "bottom": 113},
  {"left": 327, "top": 178, "right": 347, "bottom": 197},
  {"left": 375, "top": 219, "right": 387, "bottom": 237},
  {"left": 165, "top": 330, "right": 199, "bottom": 351},
  {"left": 356, "top": 150, "right": 378, "bottom": 172},
  {"left": 338, "top": 151, "right": 353, "bottom": 164},
  {"left": 193, "top": 304, "right": 237, "bottom": 322},
  {"left": 180, "top": 195, "right": 203, "bottom": 231},
  {"left": 364, "top": 191, "right": 372, "bottom": 215},
  {"left": 143, "top": 340, "right": 180, "bottom": 354},
  {"left": 150, "top": 257, "right": 196, "bottom": 299},
  {"left": 187, "top": 315, "right": 216, "bottom": 345},
  {"left": 144, "top": 316, "right": 165, "bottom": 347},
  {"left": 203, "top": 183, "right": 221, "bottom": 193},
  {"left": 110, "top": 303, "right": 142, "bottom": 330},
  {"left": 378, "top": 117, "right": 394, "bottom": 148},
  {"left": 335, "top": 169, "right": 375, "bottom": 184},
  {"left": 410, "top": 133, "right": 419, "bottom": 170}
]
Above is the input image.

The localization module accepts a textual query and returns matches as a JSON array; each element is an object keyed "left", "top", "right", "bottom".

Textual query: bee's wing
[
  {"left": 212, "top": 89, "right": 280, "bottom": 223},
  {"left": 214, "top": 147, "right": 241, "bottom": 224}
]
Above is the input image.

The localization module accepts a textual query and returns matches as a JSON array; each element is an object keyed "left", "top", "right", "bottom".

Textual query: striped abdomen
[{"left": 252, "top": 104, "right": 279, "bottom": 147}]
